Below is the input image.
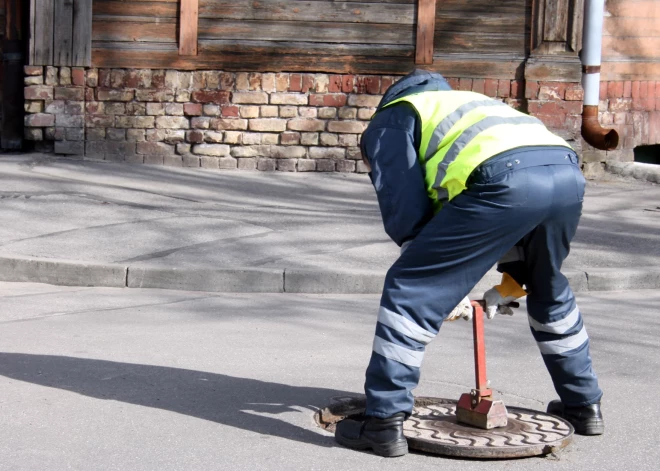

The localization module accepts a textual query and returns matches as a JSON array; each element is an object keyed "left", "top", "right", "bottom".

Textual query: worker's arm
[{"left": 360, "top": 103, "right": 434, "bottom": 247}]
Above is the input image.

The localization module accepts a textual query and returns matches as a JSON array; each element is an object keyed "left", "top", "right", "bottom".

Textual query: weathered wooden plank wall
[
  {"left": 30, "top": 0, "right": 92, "bottom": 66},
  {"left": 91, "top": 0, "right": 532, "bottom": 77},
  {"left": 602, "top": 0, "right": 660, "bottom": 81},
  {"left": 434, "top": 0, "right": 529, "bottom": 56},
  {"left": 92, "top": 0, "right": 418, "bottom": 73}
]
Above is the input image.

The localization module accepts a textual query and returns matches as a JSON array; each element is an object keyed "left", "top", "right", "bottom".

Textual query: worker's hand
[
  {"left": 483, "top": 273, "right": 527, "bottom": 319},
  {"left": 446, "top": 296, "right": 473, "bottom": 322}
]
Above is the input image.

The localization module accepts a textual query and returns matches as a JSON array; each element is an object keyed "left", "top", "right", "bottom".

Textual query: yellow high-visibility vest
[{"left": 381, "top": 91, "right": 571, "bottom": 211}]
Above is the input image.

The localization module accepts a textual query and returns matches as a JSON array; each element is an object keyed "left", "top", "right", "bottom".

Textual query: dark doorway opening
[{"left": 634, "top": 145, "right": 660, "bottom": 165}]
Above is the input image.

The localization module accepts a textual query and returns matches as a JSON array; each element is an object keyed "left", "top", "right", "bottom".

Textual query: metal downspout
[{"left": 581, "top": 0, "right": 619, "bottom": 150}]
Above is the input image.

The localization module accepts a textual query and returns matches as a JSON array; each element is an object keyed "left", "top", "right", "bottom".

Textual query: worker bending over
[{"left": 335, "top": 70, "right": 604, "bottom": 458}]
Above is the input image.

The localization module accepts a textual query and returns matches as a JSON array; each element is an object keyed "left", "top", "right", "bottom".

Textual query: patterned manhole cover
[{"left": 316, "top": 396, "right": 574, "bottom": 459}]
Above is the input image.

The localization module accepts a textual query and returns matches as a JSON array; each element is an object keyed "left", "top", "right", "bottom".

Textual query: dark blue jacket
[{"left": 361, "top": 70, "right": 452, "bottom": 246}]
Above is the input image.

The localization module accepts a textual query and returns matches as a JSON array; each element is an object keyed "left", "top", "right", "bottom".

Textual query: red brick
[
  {"left": 184, "top": 103, "right": 203, "bottom": 116},
  {"left": 447, "top": 78, "right": 460, "bottom": 90},
  {"left": 623, "top": 81, "right": 632, "bottom": 98},
  {"left": 599, "top": 81, "right": 607, "bottom": 100},
  {"left": 85, "top": 88, "right": 94, "bottom": 101},
  {"left": 281, "top": 132, "right": 301, "bottom": 145},
  {"left": 565, "top": 115, "right": 581, "bottom": 134},
  {"left": 534, "top": 113, "right": 567, "bottom": 129},
  {"left": 98, "top": 69, "right": 111, "bottom": 88},
  {"left": 615, "top": 81, "right": 624, "bottom": 98},
  {"left": 275, "top": 73, "right": 288, "bottom": 92},
  {"left": 24, "top": 85, "right": 53, "bottom": 100},
  {"left": 498, "top": 80, "right": 511, "bottom": 98},
  {"left": 151, "top": 70, "right": 166, "bottom": 88},
  {"left": 24, "top": 66, "right": 43, "bottom": 76},
  {"left": 632, "top": 81, "right": 641, "bottom": 98},
  {"left": 219, "top": 73, "right": 235, "bottom": 90},
  {"left": 510, "top": 81, "right": 524, "bottom": 99},
  {"left": 609, "top": 98, "right": 632, "bottom": 112},
  {"left": 484, "top": 79, "right": 498, "bottom": 97},
  {"left": 640, "top": 81, "right": 649, "bottom": 98},
  {"left": 287, "top": 118, "right": 326, "bottom": 132},
  {"left": 191, "top": 90, "right": 231, "bottom": 104},
  {"left": 607, "top": 82, "right": 618, "bottom": 98},
  {"left": 71, "top": 69, "right": 85, "bottom": 86},
  {"left": 289, "top": 74, "right": 302, "bottom": 92},
  {"left": 309, "top": 93, "right": 347, "bottom": 107},
  {"left": 309, "top": 94, "right": 322, "bottom": 107},
  {"left": 471, "top": 79, "right": 485, "bottom": 95},
  {"left": 221, "top": 106, "right": 240, "bottom": 117},
  {"left": 342, "top": 75, "right": 355, "bottom": 93},
  {"left": 565, "top": 86, "right": 584, "bottom": 101},
  {"left": 539, "top": 82, "right": 566, "bottom": 100},
  {"left": 504, "top": 98, "right": 524, "bottom": 110},
  {"left": 653, "top": 81, "right": 660, "bottom": 98},
  {"left": 458, "top": 78, "right": 472, "bottom": 91},
  {"left": 657, "top": 98, "right": 660, "bottom": 111},
  {"left": 86, "top": 102, "right": 103, "bottom": 114},
  {"left": 644, "top": 98, "right": 656, "bottom": 111},
  {"left": 24, "top": 113, "right": 55, "bottom": 127},
  {"left": 329, "top": 75, "right": 342, "bottom": 93},
  {"left": 86, "top": 115, "right": 114, "bottom": 127},
  {"left": 381, "top": 76, "right": 394, "bottom": 94},
  {"left": 525, "top": 81, "right": 539, "bottom": 99},
  {"left": 186, "top": 130, "right": 204, "bottom": 144},
  {"left": 324, "top": 94, "right": 348, "bottom": 107},
  {"left": 55, "top": 87, "right": 84, "bottom": 101},
  {"left": 364, "top": 76, "right": 381, "bottom": 95},
  {"left": 355, "top": 76, "right": 366, "bottom": 94},
  {"left": 248, "top": 72, "right": 262, "bottom": 90},
  {"left": 528, "top": 100, "right": 583, "bottom": 115},
  {"left": 301, "top": 74, "right": 315, "bottom": 93}
]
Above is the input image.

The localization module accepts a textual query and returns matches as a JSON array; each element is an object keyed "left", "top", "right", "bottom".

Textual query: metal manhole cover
[{"left": 316, "top": 396, "right": 574, "bottom": 459}]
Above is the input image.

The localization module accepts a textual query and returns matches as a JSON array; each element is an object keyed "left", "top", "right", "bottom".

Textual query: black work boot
[
  {"left": 334, "top": 413, "right": 408, "bottom": 457},
  {"left": 547, "top": 400, "right": 604, "bottom": 436}
]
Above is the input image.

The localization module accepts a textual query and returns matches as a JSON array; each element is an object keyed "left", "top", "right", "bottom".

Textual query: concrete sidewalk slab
[{"left": 0, "top": 153, "right": 659, "bottom": 293}]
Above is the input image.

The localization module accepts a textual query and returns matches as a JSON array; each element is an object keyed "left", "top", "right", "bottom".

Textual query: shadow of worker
[{"left": 0, "top": 352, "right": 355, "bottom": 448}]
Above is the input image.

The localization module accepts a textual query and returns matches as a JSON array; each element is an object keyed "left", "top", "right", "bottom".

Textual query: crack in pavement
[
  {"left": 0, "top": 215, "right": 179, "bottom": 248},
  {"left": 0, "top": 295, "right": 222, "bottom": 324},
  {"left": 116, "top": 230, "right": 275, "bottom": 263}
]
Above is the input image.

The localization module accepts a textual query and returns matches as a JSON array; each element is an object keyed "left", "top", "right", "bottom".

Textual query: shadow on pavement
[{"left": 0, "top": 352, "right": 353, "bottom": 448}]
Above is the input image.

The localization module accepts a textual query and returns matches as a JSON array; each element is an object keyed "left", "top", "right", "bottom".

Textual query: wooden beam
[
  {"left": 72, "top": 0, "right": 93, "bottom": 66},
  {"left": 179, "top": 0, "right": 198, "bottom": 55},
  {"left": 54, "top": 0, "right": 74, "bottom": 65},
  {"left": 32, "top": 0, "right": 54, "bottom": 65},
  {"left": 415, "top": 0, "right": 436, "bottom": 64}
]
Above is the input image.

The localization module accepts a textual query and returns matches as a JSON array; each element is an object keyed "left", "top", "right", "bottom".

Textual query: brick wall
[
  {"left": 23, "top": 66, "right": 609, "bottom": 172},
  {"left": 581, "top": 80, "right": 660, "bottom": 164}
]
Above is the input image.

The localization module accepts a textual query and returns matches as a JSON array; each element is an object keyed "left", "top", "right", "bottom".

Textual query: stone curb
[
  {"left": 605, "top": 161, "right": 660, "bottom": 184},
  {"left": 0, "top": 256, "right": 127, "bottom": 288},
  {"left": 1, "top": 255, "right": 659, "bottom": 294}
]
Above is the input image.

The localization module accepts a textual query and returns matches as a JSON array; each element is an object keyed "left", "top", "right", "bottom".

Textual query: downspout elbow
[
  {"left": 580, "top": 0, "right": 619, "bottom": 151},
  {"left": 582, "top": 105, "right": 619, "bottom": 150}
]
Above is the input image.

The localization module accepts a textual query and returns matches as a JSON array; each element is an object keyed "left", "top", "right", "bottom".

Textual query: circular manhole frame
[{"left": 316, "top": 396, "right": 574, "bottom": 459}]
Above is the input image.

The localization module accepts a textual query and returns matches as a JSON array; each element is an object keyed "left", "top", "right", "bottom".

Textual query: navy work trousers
[{"left": 365, "top": 147, "right": 603, "bottom": 418}]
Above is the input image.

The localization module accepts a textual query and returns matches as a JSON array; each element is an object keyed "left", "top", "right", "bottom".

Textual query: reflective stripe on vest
[{"left": 381, "top": 91, "right": 571, "bottom": 210}]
